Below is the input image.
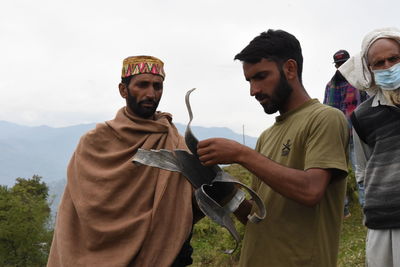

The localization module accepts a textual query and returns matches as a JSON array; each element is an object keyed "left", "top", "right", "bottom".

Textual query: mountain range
[{"left": 0, "top": 120, "right": 257, "bottom": 187}]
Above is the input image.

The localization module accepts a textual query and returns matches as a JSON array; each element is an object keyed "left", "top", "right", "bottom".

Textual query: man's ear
[
  {"left": 283, "top": 59, "right": 298, "bottom": 81},
  {"left": 119, "top": 83, "right": 128, "bottom": 99}
]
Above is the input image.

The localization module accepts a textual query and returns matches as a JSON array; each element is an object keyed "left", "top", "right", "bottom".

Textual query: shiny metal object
[{"left": 132, "top": 88, "right": 266, "bottom": 253}]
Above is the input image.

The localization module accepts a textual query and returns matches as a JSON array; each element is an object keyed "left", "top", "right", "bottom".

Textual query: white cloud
[{"left": 0, "top": 0, "right": 399, "bottom": 137}]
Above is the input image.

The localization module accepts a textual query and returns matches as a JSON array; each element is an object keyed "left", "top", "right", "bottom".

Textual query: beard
[
  {"left": 256, "top": 70, "right": 293, "bottom": 114},
  {"left": 126, "top": 91, "right": 159, "bottom": 119}
]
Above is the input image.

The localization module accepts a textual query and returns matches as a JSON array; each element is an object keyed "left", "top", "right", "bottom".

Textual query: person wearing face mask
[{"left": 339, "top": 27, "right": 400, "bottom": 267}]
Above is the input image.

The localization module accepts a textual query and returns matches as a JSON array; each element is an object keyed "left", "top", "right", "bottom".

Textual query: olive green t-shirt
[{"left": 239, "top": 99, "right": 349, "bottom": 267}]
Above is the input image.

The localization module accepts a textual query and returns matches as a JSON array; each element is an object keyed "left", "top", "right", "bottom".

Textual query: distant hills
[
  {"left": 0, "top": 120, "right": 258, "bottom": 220},
  {"left": 0, "top": 120, "right": 257, "bottom": 187},
  {"left": 0, "top": 121, "right": 96, "bottom": 186}
]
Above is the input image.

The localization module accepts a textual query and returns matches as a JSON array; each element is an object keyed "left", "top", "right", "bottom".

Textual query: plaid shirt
[{"left": 324, "top": 71, "right": 368, "bottom": 121}]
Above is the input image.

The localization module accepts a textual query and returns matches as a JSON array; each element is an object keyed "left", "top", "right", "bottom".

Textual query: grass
[{"left": 337, "top": 202, "right": 367, "bottom": 267}]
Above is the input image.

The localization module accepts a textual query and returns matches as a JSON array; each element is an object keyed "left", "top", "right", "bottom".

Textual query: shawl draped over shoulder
[{"left": 47, "top": 107, "right": 193, "bottom": 267}]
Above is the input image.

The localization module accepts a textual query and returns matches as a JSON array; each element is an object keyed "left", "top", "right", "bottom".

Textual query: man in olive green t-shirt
[{"left": 197, "top": 29, "right": 349, "bottom": 267}]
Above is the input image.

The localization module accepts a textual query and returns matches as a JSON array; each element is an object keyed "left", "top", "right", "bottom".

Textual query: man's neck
[{"left": 279, "top": 85, "right": 311, "bottom": 114}]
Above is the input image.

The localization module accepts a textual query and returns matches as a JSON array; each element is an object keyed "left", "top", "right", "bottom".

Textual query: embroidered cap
[
  {"left": 121, "top": 55, "right": 165, "bottom": 79},
  {"left": 333, "top": 50, "right": 350, "bottom": 64}
]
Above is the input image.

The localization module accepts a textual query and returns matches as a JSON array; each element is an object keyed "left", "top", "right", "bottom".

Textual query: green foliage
[
  {"left": 12, "top": 175, "right": 49, "bottom": 200},
  {"left": 337, "top": 203, "right": 367, "bottom": 267},
  {"left": 0, "top": 175, "right": 53, "bottom": 267},
  {"left": 191, "top": 165, "right": 367, "bottom": 267},
  {"left": 338, "top": 167, "right": 367, "bottom": 266},
  {"left": 346, "top": 167, "right": 359, "bottom": 203},
  {"left": 192, "top": 217, "right": 243, "bottom": 266}
]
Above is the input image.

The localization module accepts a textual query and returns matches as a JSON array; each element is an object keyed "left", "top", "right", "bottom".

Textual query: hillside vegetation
[{"left": 0, "top": 166, "right": 366, "bottom": 266}]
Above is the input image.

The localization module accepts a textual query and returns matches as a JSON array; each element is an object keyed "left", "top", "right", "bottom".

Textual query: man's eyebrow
[
  {"left": 246, "top": 71, "right": 267, "bottom": 81},
  {"left": 245, "top": 72, "right": 258, "bottom": 82},
  {"left": 371, "top": 54, "right": 400, "bottom": 65}
]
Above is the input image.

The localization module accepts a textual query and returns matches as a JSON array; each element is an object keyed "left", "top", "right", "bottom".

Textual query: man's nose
[
  {"left": 145, "top": 86, "right": 156, "bottom": 99},
  {"left": 250, "top": 83, "right": 261, "bottom": 96}
]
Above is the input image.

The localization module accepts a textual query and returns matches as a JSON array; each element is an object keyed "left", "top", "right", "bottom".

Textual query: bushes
[{"left": 0, "top": 176, "right": 53, "bottom": 267}]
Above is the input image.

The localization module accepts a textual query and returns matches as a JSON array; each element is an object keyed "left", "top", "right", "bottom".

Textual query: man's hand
[{"left": 197, "top": 138, "right": 246, "bottom": 166}]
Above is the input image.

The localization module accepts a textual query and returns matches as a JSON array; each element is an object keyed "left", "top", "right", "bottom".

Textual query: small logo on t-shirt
[{"left": 281, "top": 139, "right": 291, "bottom": 156}]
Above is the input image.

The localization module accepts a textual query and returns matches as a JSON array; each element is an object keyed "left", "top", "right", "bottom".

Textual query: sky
[{"left": 0, "top": 0, "right": 399, "bottom": 137}]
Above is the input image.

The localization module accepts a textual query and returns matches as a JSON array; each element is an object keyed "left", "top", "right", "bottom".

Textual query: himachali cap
[
  {"left": 121, "top": 55, "right": 165, "bottom": 79},
  {"left": 333, "top": 50, "right": 350, "bottom": 64}
]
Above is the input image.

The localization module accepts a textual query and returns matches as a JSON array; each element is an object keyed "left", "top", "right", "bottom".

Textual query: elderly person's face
[{"left": 367, "top": 38, "right": 400, "bottom": 70}]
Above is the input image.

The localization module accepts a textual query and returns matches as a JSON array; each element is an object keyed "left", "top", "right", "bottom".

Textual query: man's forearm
[
  {"left": 237, "top": 146, "right": 331, "bottom": 207},
  {"left": 197, "top": 138, "right": 331, "bottom": 207}
]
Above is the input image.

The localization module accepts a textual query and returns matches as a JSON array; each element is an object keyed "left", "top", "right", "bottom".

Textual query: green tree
[{"left": 0, "top": 175, "right": 53, "bottom": 267}]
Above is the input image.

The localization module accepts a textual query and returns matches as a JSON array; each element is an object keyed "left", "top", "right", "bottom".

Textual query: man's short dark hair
[
  {"left": 121, "top": 76, "right": 132, "bottom": 86},
  {"left": 234, "top": 29, "right": 304, "bottom": 82}
]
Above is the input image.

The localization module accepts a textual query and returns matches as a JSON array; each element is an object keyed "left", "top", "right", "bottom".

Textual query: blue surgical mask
[{"left": 372, "top": 62, "right": 400, "bottom": 90}]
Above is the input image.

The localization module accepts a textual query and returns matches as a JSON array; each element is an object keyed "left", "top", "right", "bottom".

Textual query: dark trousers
[{"left": 171, "top": 231, "right": 193, "bottom": 267}]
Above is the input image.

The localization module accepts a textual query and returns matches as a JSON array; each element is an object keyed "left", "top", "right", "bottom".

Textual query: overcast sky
[{"left": 1, "top": 0, "right": 398, "bottom": 137}]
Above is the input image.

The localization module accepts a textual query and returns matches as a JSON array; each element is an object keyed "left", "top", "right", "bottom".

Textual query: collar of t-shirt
[{"left": 275, "top": 99, "right": 319, "bottom": 123}]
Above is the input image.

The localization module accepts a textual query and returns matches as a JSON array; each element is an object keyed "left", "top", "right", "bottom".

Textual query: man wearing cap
[
  {"left": 339, "top": 27, "right": 400, "bottom": 267},
  {"left": 47, "top": 56, "right": 195, "bottom": 267},
  {"left": 323, "top": 50, "right": 368, "bottom": 217}
]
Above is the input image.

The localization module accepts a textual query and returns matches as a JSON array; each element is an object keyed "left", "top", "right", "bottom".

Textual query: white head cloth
[{"left": 338, "top": 27, "right": 400, "bottom": 95}]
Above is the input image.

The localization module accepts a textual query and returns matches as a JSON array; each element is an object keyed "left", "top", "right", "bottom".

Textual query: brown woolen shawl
[{"left": 47, "top": 107, "right": 193, "bottom": 267}]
